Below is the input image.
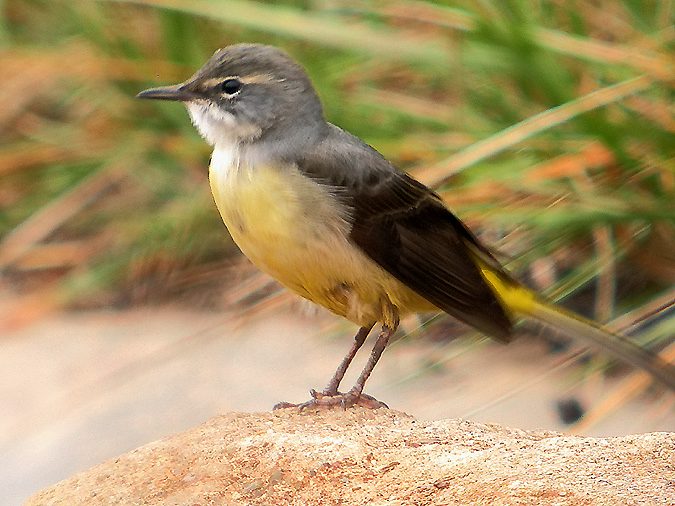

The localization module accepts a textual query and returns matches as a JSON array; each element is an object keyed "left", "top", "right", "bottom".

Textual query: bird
[{"left": 137, "top": 43, "right": 675, "bottom": 408}]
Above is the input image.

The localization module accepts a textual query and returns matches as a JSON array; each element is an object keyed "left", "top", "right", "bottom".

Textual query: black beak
[{"left": 136, "top": 84, "right": 197, "bottom": 101}]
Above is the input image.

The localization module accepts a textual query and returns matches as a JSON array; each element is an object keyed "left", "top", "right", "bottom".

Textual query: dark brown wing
[{"left": 297, "top": 125, "right": 514, "bottom": 342}]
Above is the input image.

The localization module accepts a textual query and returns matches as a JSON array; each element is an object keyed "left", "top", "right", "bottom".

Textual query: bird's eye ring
[{"left": 220, "top": 78, "right": 242, "bottom": 95}]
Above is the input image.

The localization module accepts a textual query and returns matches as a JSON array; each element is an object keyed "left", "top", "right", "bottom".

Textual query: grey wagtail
[{"left": 138, "top": 43, "right": 675, "bottom": 408}]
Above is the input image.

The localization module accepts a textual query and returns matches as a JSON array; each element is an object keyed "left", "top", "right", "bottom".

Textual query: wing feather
[{"left": 298, "top": 125, "right": 514, "bottom": 341}]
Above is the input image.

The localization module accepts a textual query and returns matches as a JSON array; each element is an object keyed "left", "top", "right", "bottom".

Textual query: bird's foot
[{"left": 273, "top": 388, "right": 388, "bottom": 411}]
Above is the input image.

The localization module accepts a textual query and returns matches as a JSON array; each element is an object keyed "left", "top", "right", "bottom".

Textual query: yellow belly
[{"left": 208, "top": 154, "right": 434, "bottom": 326}]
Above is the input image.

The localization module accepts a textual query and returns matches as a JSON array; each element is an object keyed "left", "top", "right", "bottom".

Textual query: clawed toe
[
  {"left": 273, "top": 389, "right": 388, "bottom": 411},
  {"left": 272, "top": 401, "right": 300, "bottom": 410},
  {"left": 351, "top": 392, "right": 388, "bottom": 409}
]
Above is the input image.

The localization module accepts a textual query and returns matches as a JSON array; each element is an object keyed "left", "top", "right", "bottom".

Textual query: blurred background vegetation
[{"left": 1, "top": 1, "right": 673, "bottom": 367}]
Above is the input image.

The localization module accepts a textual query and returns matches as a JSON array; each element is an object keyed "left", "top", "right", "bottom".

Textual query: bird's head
[{"left": 137, "top": 43, "right": 324, "bottom": 147}]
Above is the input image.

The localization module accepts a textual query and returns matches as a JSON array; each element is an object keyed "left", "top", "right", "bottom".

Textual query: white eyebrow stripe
[
  {"left": 200, "top": 74, "right": 282, "bottom": 90},
  {"left": 200, "top": 76, "right": 239, "bottom": 88},
  {"left": 240, "top": 74, "right": 278, "bottom": 84}
]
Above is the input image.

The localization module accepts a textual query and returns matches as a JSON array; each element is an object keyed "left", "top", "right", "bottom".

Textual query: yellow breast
[
  {"left": 208, "top": 144, "right": 435, "bottom": 327},
  {"left": 208, "top": 145, "right": 348, "bottom": 279}
]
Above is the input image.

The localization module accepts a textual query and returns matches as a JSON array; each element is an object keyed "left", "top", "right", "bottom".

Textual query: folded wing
[{"left": 298, "top": 125, "right": 514, "bottom": 342}]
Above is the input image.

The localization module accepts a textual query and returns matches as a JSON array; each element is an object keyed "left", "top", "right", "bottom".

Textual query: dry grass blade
[
  {"left": 534, "top": 29, "right": 674, "bottom": 81},
  {"left": 107, "top": 0, "right": 450, "bottom": 63},
  {"left": 460, "top": 289, "right": 675, "bottom": 421},
  {"left": 375, "top": 1, "right": 673, "bottom": 78},
  {"left": 610, "top": 288, "right": 675, "bottom": 335},
  {"left": 591, "top": 226, "right": 616, "bottom": 324},
  {"left": 360, "top": 89, "right": 453, "bottom": 122},
  {"left": 0, "top": 144, "right": 85, "bottom": 177},
  {"left": 624, "top": 96, "right": 675, "bottom": 132},
  {"left": 524, "top": 142, "right": 614, "bottom": 182},
  {"left": 1, "top": 44, "right": 186, "bottom": 99},
  {"left": 459, "top": 349, "right": 587, "bottom": 420},
  {"left": 12, "top": 240, "right": 104, "bottom": 270},
  {"left": 0, "top": 164, "right": 128, "bottom": 269},
  {"left": 569, "top": 343, "right": 675, "bottom": 434},
  {"left": 415, "top": 76, "right": 653, "bottom": 188},
  {"left": 459, "top": 337, "right": 674, "bottom": 426},
  {"left": 379, "top": 1, "right": 474, "bottom": 32}
]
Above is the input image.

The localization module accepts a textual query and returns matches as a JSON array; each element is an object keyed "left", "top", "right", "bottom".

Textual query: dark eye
[{"left": 220, "top": 78, "right": 242, "bottom": 95}]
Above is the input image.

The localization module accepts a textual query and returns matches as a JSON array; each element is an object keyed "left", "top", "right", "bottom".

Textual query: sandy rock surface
[{"left": 28, "top": 409, "right": 673, "bottom": 505}]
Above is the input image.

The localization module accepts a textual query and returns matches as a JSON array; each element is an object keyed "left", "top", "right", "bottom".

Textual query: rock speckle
[{"left": 27, "top": 409, "right": 674, "bottom": 505}]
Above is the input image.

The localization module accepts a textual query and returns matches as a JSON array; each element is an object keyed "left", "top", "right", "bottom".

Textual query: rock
[{"left": 27, "top": 409, "right": 674, "bottom": 505}]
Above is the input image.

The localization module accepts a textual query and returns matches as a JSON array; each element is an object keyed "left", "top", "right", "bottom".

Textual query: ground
[
  {"left": 26, "top": 410, "right": 675, "bottom": 505},
  {"left": 2, "top": 305, "right": 674, "bottom": 504}
]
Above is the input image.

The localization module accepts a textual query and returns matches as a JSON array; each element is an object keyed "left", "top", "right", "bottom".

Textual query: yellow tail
[{"left": 479, "top": 265, "right": 675, "bottom": 390}]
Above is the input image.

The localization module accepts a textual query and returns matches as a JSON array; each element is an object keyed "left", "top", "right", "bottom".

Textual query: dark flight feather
[{"left": 297, "top": 125, "right": 514, "bottom": 342}]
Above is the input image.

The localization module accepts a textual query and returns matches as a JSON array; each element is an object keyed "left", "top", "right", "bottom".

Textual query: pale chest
[
  {"left": 207, "top": 145, "right": 353, "bottom": 282},
  {"left": 206, "top": 145, "right": 433, "bottom": 327}
]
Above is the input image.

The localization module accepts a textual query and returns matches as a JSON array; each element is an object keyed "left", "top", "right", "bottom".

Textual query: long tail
[{"left": 479, "top": 265, "right": 675, "bottom": 390}]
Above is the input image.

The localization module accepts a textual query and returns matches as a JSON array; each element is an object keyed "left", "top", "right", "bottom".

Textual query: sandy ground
[{"left": 2, "top": 306, "right": 674, "bottom": 505}]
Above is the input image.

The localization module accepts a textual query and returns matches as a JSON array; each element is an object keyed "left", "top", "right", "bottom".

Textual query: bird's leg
[
  {"left": 273, "top": 324, "right": 373, "bottom": 410},
  {"left": 345, "top": 324, "right": 395, "bottom": 401},
  {"left": 319, "top": 324, "right": 373, "bottom": 396},
  {"left": 274, "top": 324, "right": 396, "bottom": 410}
]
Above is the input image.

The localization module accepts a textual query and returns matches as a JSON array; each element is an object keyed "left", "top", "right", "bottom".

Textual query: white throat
[{"left": 186, "top": 101, "right": 261, "bottom": 147}]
